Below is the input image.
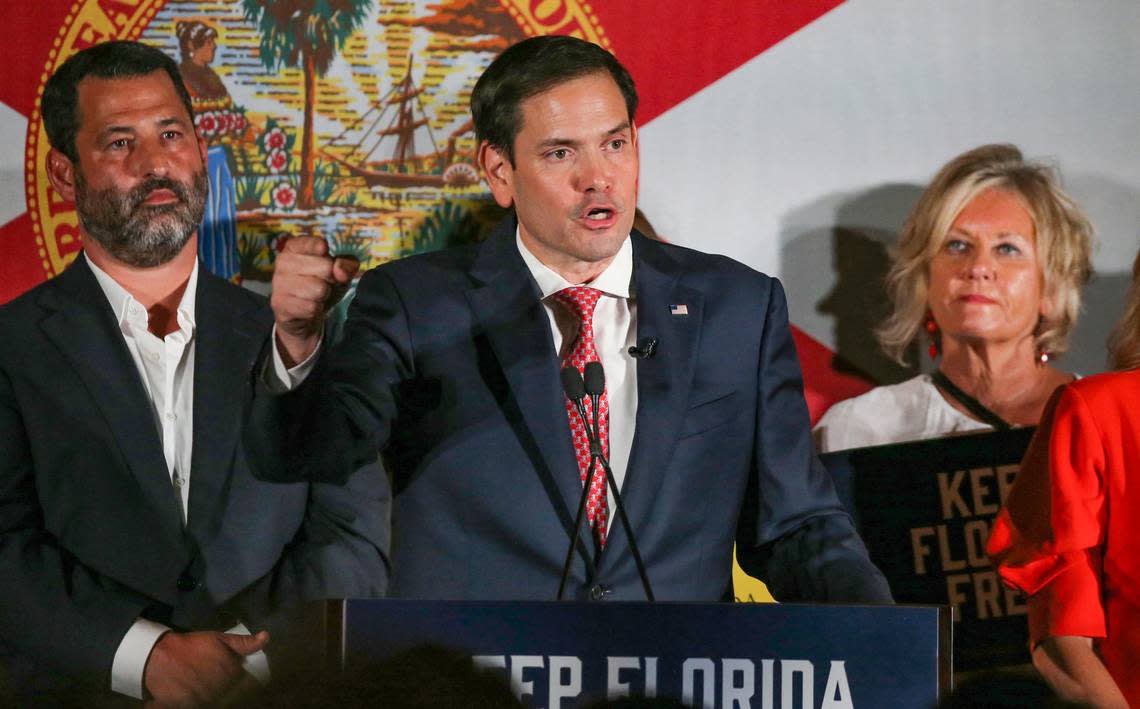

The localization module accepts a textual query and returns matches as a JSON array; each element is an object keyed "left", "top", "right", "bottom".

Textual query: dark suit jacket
[
  {"left": 249, "top": 220, "right": 889, "bottom": 603},
  {"left": 0, "top": 255, "right": 389, "bottom": 701}
]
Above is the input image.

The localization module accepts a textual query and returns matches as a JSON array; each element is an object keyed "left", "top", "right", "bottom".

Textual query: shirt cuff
[
  {"left": 267, "top": 325, "right": 322, "bottom": 392},
  {"left": 226, "top": 623, "right": 272, "bottom": 685},
  {"left": 111, "top": 618, "right": 169, "bottom": 699}
]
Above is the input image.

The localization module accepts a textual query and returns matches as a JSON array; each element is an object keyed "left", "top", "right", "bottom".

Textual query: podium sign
[
  {"left": 335, "top": 600, "right": 948, "bottom": 708},
  {"left": 822, "top": 428, "right": 1035, "bottom": 670}
]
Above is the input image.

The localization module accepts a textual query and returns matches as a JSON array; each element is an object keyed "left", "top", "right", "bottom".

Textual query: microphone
[
  {"left": 628, "top": 337, "right": 658, "bottom": 359},
  {"left": 583, "top": 362, "right": 605, "bottom": 456},
  {"left": 555, "top": 363, "right": 655, "bottom": 602},
  {"left": 583, "top": 361, "right": 605, "bottom": 396},
  {"left": 558, "top": 365, "right": 603, "bottom": 601},
  {"left": 560, "top": 365, "right": 586, "bottom": 402}
]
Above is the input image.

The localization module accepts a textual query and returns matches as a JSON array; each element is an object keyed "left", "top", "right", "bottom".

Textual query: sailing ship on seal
[{"left": 324, "top": 58, "right": 480, "bottom": 190}]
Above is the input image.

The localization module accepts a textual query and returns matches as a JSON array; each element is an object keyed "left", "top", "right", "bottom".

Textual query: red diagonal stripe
[
  {"left": 591, "top": 0, "right": 845, "bottom": 124},
  {"left": 791, "top": 326, "right": 873, "bottom": 424},
  {"left": 0, "top": 0, "right": 74, "bottom": 117}
]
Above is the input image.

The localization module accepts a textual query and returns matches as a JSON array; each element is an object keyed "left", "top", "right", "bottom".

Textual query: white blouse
[{"left": 813, "top": 374, "right": 991, "bottom": 453}]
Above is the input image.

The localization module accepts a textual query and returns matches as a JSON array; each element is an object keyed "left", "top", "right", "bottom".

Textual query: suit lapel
[
  {"left": 186, "top": 272, "right": 271, "bottom": 541},
  {"left": 610, "top": 236, "right": 704, "bottom": 555},
  {"left": 37, "top": 255, "right": 185, "bottom": 543},
  {"left": 464, "top": 222, "right": 598, "bottom": 571}
]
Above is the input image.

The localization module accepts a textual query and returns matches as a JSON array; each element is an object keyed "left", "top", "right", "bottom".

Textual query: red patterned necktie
[{"left": 553, "top": 286, "right": 610, "bottom": 547}]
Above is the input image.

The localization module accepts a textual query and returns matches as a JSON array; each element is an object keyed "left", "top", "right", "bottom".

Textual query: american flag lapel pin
[{"left": 669, "top": 304, "right": 688, "bottom": 316}]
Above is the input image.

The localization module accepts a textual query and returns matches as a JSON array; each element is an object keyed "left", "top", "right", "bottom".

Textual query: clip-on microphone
[{"left": 628, "top": 337, "right": 658, "bottom": 359}]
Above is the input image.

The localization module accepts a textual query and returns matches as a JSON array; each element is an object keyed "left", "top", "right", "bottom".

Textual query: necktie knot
[{"left": 553, "top": 286, "right": 603, "bottom": 326}]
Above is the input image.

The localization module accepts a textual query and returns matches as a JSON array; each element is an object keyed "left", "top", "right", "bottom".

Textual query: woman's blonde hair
[
  {"left": 877, "top": 144, "right": 1093, "bottom": 364},
  {"left": 1108, "top": 248, "right": 1140, "bottom": 370}
]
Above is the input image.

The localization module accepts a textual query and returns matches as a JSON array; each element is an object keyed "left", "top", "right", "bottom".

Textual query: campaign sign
[
  {"left": 337, "top": 599, "right": 947, "bottom": 708},
  {"left": 822, "top": 428, "right": 1036, "bottom": 671}
]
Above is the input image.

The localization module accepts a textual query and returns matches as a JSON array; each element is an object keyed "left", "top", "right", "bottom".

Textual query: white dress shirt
[
  {"left": 88, "top": 259, "right": 267, "bottom": 699},
  {"left": 516, "top": 231, "right": 639, "bottom": 530}
]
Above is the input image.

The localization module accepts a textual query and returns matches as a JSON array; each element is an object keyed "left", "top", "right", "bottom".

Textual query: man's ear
[
  {"left": 198, "top": 135, "right": 208, "bottom": 164},
  {"left": 477, "top": 140, "right": 514, "bottom": 209},
  {"left": 46, "top": 149, "right": 77, "bottom": 203}
]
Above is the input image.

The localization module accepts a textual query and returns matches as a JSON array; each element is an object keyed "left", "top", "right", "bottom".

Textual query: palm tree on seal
[{"left": 243, "top": 0, "right": 373, "bottom": 209}]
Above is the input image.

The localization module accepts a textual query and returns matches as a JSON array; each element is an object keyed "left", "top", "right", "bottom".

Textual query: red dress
[{"left": 988, "top": 370, "right": 1140, "bottom": 706}]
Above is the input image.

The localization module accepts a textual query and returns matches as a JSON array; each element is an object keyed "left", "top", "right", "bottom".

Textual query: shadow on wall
[
  {"left": 1069, "top": 269, "right": 1132, "bottom": 373},
  {"left": 781, "top": 183, "right": 926, "bottom": 386},
  {"left": 1056, "top": 171, "right": 1140, "bottom": 377}
]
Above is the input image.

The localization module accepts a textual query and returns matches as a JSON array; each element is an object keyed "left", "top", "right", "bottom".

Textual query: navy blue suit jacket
[
  {"left": 0, "top": 255, "right": 389, "bottom": 700},
  {"left": 250, "top": 220, "right": 890, "bottom": 602}
]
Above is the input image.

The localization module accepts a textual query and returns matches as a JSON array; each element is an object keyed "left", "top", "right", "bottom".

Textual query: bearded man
[{"left": 0, "top": 41, "right": 389, "bottom": 706}]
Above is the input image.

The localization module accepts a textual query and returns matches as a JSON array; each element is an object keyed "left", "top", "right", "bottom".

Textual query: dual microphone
[
  {"left": 560, "top": 361, "right": 606, "bottom": 412},
  {"left": 557, "top": 362, "right": 654, "bottom": 602}
]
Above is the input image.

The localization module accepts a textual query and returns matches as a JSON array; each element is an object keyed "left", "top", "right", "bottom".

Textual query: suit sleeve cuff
[
  {"left": 266, "top": 325, "right": 322, "bottom": 392},
  {"left": 111, "top": 618, "right": 169, "bottom": 699}
]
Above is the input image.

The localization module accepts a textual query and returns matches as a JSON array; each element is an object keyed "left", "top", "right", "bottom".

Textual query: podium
[{"left": 328, "top": 599, "right": 950, "bottom": 708}]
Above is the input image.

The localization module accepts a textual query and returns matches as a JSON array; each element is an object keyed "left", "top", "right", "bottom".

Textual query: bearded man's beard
[{"left": 74, "top": 167, "right": 209, "bottom": 268}]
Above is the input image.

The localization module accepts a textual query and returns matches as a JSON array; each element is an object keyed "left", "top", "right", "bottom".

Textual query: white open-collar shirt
[
  {"left": 90, "top": 258, "right": 266, "bottom": 698},
  {"left": 516, "top": 231, "right": 639, "bottom": 528}
]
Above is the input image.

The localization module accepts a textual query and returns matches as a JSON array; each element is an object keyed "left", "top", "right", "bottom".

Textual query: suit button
[
  {"left": 588, "top": 584, "right": 609, "bottom": 601},
  {"left": 176, "top": 572, "right": 198, "bottom": 592}
]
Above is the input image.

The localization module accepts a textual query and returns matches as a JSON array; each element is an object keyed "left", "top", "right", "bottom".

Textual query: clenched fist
[{"left": 270, "top": 236, "right": 360, "bottom": 366}]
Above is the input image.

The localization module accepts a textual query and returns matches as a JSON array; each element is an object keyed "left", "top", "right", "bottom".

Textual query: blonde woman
[{"left": 815, "top": 144, "right": 1093, "bottom": 452}]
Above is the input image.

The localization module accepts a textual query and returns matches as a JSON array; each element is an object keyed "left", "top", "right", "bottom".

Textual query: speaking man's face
[
  {"left": 61, "top": 70, "right": 208, "bottom": 268},
  {"left": 483, "top": 72, "right": 639, "bottom": 283}
]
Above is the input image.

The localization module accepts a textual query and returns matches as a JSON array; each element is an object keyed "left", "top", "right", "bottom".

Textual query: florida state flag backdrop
[
  {"left": 4, "top": 0, "right": 1139, "bottom": 394},
  {"left": 2, "top": 0, "right": 1139, "bottom": 599}
]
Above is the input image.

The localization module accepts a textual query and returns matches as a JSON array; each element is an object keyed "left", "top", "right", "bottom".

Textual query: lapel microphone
[{"left": 628, "top": 337, "right": 658, "bottom": 359}]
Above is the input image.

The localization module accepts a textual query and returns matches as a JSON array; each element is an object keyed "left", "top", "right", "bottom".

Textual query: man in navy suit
[
  {"left": 0, "top": 41, "right": 388, "bottom": 706},
  {"left": 258, "top": 36, "right": 889, "bottom": 603}
]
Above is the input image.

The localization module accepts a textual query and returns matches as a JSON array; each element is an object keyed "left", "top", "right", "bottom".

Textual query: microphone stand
[
  {"left": 587, "top": 427, "right": 655, "bottom": 602},
  {"left": 582, "top": 362, "right": 653, "bottom": 601},
  {"left": 557, "top": 367, "right": 603, "bottom": 601},
  {"left": 556, "top": 366, "right": 655, "bottom": 602},
  {"left": 557, "top": 394, "right": 609, "bottom": 601}
]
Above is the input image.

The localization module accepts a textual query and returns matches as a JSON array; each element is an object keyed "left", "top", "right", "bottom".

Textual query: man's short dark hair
[
  {"left": 42, "top": 40, "right": 194, "bottom": 163},
  {"left": 471, "top": 35, "right": 638, "bottom": 165}
]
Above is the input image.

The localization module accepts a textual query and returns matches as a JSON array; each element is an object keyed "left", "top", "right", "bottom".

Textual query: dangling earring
[
  {"left": 925, "top": 312, "right": 939, "bottom": 361},
  {"left": 1035, "top": 315, "right": 1050, "bottom": 367}
]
